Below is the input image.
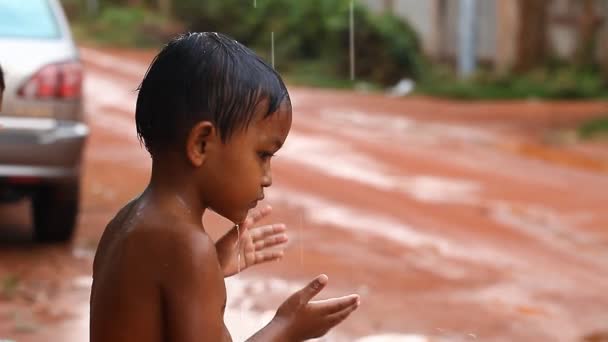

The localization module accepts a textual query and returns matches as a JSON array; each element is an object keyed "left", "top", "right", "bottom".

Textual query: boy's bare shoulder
[
  {"left": 149, "top": 219, "right": 219, "bottom": 267},
  {"left": 127, "top": 217, "right": 221, "bottom": 284}
]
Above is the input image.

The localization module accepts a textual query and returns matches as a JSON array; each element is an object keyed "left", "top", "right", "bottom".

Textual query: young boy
[{"left": 90, "top": 32, "right": 360, "bottom": 341}]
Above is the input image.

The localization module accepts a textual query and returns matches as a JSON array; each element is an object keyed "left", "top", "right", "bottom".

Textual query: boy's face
[{"left": 200, "top": 99, "right": 292, "bottom": 224}]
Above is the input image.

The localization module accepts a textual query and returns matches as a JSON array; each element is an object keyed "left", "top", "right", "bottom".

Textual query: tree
[
  {"left": 603, "top": 0, "right": 608, "bottom": 85},
  {"left": 383, "top": 0, "right": 394, "bottom": 13},
  {"left": 573, "top": 0, "right": 604, "bottom": 68},
  {"left": 158, "top": 0, "right": 171, "bottom": 17},
  {"left": 601, "top": 28, "right": 608, "bottom": 85},
  {"left": 514, "top": 0, "right": 549, "bottom": 73},
  {"left": 495, "top": 0, "right": 519, "bottom": 73}
]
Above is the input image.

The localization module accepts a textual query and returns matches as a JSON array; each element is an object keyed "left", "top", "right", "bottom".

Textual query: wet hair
[
  {"left": 0, "top": 64, "right": 4, "bottom": 90},
  {"left": 135, "top": 32, "right": 291, "bottom": 157}
]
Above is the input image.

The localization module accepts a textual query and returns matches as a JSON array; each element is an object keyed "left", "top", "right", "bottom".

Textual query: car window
[{"left": 0, "top": 0, "right": 61, "bottom": 39}]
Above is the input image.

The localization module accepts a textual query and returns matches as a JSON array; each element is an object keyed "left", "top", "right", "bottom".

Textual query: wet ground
[{"left": 1, "top": 47, "right": 608, "bottom": 341}]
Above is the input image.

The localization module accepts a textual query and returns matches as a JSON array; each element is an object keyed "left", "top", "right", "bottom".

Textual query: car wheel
[{"left": 32, "top": 180, "right": 79, "bottom": 243}]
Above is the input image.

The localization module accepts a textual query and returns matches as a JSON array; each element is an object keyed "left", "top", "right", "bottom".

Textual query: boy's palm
[
  {"left": 216, "top": 205, "right": 288, "bottom": 277},
  {"left": 273, "top": 275, "right": 360, "bottom": 340}
]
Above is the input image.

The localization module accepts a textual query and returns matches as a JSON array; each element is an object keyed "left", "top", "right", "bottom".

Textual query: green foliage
[
  {"left": 1, "top": 275, "right": 19, "bottom": 299},
  {"left": 417, "top": 66, "right": 608, "bottom": 100},
  {"left": 579, "top": 116, "right": 608, "bottom": 139},
  {"left": 342, "top": 9, "right": 426, "bottom": 84},
  {"left": 173, "top": 0, "right": 426, "bottom": 86},
  {"left": 70, "top": 5, "right": 181, "bottom": 48},
  {"left": 59, "top": 0, "right": 84, "bottom": 20},
  {"left": 282, "top": 60, "right": 357, "bottom": 89},
  {"left": 63, "top": 0, "right": 425, "bottom": 87}
]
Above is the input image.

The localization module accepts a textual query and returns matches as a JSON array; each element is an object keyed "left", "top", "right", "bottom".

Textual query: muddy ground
[{"left": 1, "top": 47, "right": 608, "bottom": 342}]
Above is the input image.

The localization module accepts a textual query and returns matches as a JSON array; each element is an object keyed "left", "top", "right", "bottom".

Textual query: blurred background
[{"left": 1, "top": 0, "right": 608, "bottom": 341}]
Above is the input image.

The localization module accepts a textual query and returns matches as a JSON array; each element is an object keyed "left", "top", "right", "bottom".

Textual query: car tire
[{"left": 32, "top": 180, "right": 80, "bottom": 243}]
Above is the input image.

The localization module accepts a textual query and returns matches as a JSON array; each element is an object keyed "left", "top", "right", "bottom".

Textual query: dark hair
[
  {"left": 0, "top": 64, "right": 4, "bottom": 90},
  {"left": 135, "top": 32, "right": 291, "bottom": 157}
]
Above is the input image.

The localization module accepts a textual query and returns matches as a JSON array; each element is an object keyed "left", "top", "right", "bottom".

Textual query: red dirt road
[{"left": 1, "top": 47, "right": 608, "bottom": 342}]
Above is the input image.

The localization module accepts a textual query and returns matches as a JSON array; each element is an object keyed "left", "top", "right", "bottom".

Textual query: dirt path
[{"left": 0, "top": 47, "right": 607, "bottom": 342}]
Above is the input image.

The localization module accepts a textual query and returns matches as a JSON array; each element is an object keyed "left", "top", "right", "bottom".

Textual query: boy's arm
[
  {"left": 160, "top": 226, "right": 357, "bottom": 342},
  {"left": 160, "top": 228, "right": 232, "bottom": 342},
  {"left": 245, "top": 320, "right": 289, "bottom": 342}
]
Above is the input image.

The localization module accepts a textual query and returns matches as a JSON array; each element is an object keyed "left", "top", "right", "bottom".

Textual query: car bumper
[{"left": 0, "top": 117, "right": 88, "bottom": 179}]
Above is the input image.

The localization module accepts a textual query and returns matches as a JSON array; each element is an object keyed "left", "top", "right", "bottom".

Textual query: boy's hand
[
  {"left": 216, "top": 205, "right": 288, "bottom": 277},
  {"left": 271, "top": 274, "right": 360, "bottom": 341}
]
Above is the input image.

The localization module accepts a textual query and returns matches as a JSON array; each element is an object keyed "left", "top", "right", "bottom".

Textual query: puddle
[
  {"left": 3, "top": 274, "right": 485, "bottom": 342},
  {"left": 62, "top": 275, "right": 424, "bottom": 342},
  {"left": 319, "top": 109, "right": 415, "bottom": 132},
  {"left": 500, "top": 142, "right": 608, "bottom": 174},
  {"left": 442, "top": 274, "right": 608, "bottom": 342},
  {"left": 319, "top": 109, "right": 496, "bottom": 145},
  {"left": 81, "top": 47, "right": 147, "bottom": 78},
  {"left": 396, "top": 176, "right": 479, "bottom": 204},
  {"left": 84, "top": 70, "right": 137, "bottom": 114},
  {"left": 83, "top": 70, "right": 142, "bottom": 144},
  {"left": 488, "top": 201, "right": 597, "bottom": 247},
  {"left": 486, "top": 200, "right": 608, "bottom": 270},
  {"left": 282, "top": 132, "right": 481, "bottom": 205},
  {"left": 268, "top": 187, "right": 512, "bottom": 268},
  {"left": 227, "top": 277, "right": 451, "bottom": 342},
  {"left": 86, "top": 65, "right": 483, "bottom": 207}
]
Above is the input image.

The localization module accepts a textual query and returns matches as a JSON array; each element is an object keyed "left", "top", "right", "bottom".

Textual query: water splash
[
  {"left": 175, "top": 195, "right": 192, "bottom": 214},
  {"left": 235, "top": 223, "right": 242, "bottom": 322},
  {"left": 235, "top": 223, "right": 241, "bottom": 274}
]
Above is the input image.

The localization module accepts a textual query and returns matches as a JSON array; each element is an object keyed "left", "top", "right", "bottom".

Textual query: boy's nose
[{"left": 261, "top": 174, "right": 272, "bottom": 187}]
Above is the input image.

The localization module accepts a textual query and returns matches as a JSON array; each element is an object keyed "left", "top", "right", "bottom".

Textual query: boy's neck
[{"left": 146, "top": 159, "right": 205, "bottom": 227}]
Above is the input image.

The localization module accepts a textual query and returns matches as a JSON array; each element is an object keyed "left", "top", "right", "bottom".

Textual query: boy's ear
[{"left": 186, "top": 121, "right": 217, "bottom": 167}]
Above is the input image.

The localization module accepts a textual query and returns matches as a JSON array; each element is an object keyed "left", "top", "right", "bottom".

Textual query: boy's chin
[
  {"left": 217, "top": 209, "right": 249, "bottom": 226},
  {"left": 236, "top": 209, "right": 251, "bottom": 224},
  {"left": 206, "top": 206, "right": 246, "bottom": 225}
]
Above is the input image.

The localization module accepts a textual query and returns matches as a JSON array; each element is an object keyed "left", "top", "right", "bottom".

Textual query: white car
[{"left": 0, "top": 0, "right": 88, "bottom": 242}]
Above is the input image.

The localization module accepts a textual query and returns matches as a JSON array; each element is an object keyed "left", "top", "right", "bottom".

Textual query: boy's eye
[{"left": 258, "top": 151, "right": 275, "bottom": 161}]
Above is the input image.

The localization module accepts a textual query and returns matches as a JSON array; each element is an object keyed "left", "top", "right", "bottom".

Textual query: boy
[{"left": 90, "top": 32, "right": 360, "bottom": 341}]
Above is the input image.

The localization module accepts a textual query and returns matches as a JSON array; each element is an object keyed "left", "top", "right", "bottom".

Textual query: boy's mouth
[{"left": 249, "top": 195, "right": 264, "bottom": 209}]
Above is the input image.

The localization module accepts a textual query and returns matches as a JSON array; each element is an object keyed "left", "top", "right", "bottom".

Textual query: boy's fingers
[
  {"left": 249, "top": 225, "right": 272, "bottom": 240},
  {"left": 243, "top": 239, "right": 256, "bottom": 254},
  {"left": 298, "top": 274, "right": 328, "bottom": 304},
  {"left": 250, "top": 224, "right": 286, "bottom": 240},
  {"left": 255, "top": 250, "right": 284, "bottom": 263},
  {"left": 325, "top": 300, "right": 360, "bottom": 326},
  {"left": 254, "top": 233, "right": 288, "bottom": 250},
  {"left": 309, "top": 294, "right": 359, "bottom": 315},
  {"left": 248, "top": 205, "right": 272, "bottom": 225}
]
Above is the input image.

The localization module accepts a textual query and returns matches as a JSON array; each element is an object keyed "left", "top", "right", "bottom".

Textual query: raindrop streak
[
  {"left": 271, "top": 31, "right": 275, "bottom": 68},
  {"left": 235, "top": 223, "right": 242, "bottom": 322},
  {"left": 253, "top": 0, "right": 256, "bottom": 8},
  {"left": 176, "top": 195, "right": 191, "bottom": 214},
  {"left": 349, "top": 0, "right": 355, "bottom": 80},
  {"left": 235, "top": 223, "right": 241, "bottom": 275},
  {"left": 299, "top": 213, "right": 304, "bottom": 266}
]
